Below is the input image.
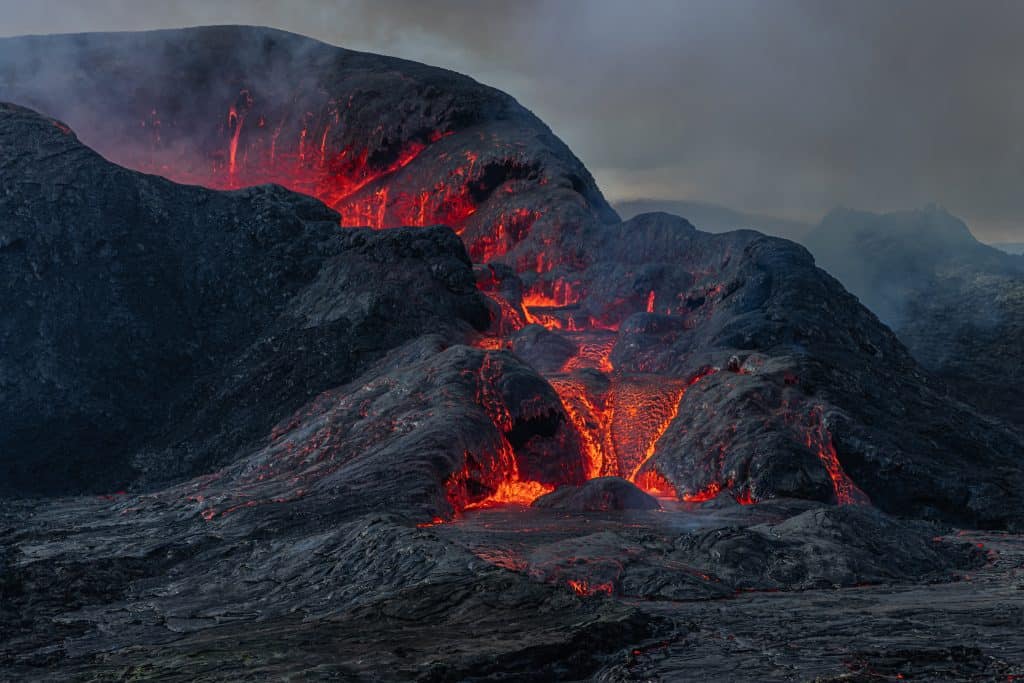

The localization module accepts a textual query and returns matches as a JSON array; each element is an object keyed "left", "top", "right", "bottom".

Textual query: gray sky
[{"left": 1, "top": 0, "right": 1022, "bottom": 240}]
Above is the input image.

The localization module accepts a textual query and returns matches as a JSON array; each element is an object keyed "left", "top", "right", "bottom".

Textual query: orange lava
[
  {"left": 683, "top": 480, "right": 722, "bottom": 503},
  {"left": 549, "top": 376, "right": 617, "bottom": 479},
  {"left": 559, "top": 335, "right": 615, "bottom": 374},
  {"left": 444, "top": 353, "right": 557, "bottom": 512},
  {"left": 634, "top": 469, "right": 676, "bottom": 497},
  {"left": 805, "top": 409, "right": 870, "bottom": 506},
  {"left": 734, "top": 489, "right": 758, "bottom": 505},
  {"left": 522, "top": 278, "right": 579, "bottom": 308},
  {"left": 464, "top": 479, "right": 554, "bottom": 509},
  {"left": 614, "top": 377, "right": 688, "bottom": 481},
  {"left": 547, "top": 373, "right": 692, "bottom": 487},
  {"left": 567, "top": 579, "right": 614, "bottom": 596},
  {"left": 468, "top": 209, "right": 538, "bottom": 262}
]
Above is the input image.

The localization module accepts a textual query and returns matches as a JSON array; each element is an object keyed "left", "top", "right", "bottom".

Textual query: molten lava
[
  {"left": 443, "top": 353, "right": 557, "bottom": 513},
  {"left": 683, "top": 481, "right": 722, "bottom": 503},
  {"left": 566, "top": 579, "right": 614, "bottom": 596},
  {"left": 122, "top": 91, "right": 877, "bottom": 515},
  {"left": 804, "top": 408, "right": 870, "bottom": 506},
  {"left": 613, "top": 376, "right": 688, "bottom": 481},
  {"left": 548, "top": 375, "right": 617, "bottom": 480},
  {"left": 634, "top": 470, "right": 676, "bottom": 497}
]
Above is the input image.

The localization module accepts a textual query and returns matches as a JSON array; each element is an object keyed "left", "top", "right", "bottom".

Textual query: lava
[
  {"left": 683, "top": 480, "right": 722, "bottom": 503},
  {"left": 129, "top": 92, "right": 496, "bottom": 233},
  {"left": 560, "top": 334, "right": 615, "bottom": 374},
  {"left": 114, "top": 91, "right": 873, "bottom": 515},
  {"left": 805, "top": 408, "right": 870, "bottom": 506},
  {"left": 614, "top": 377, "right": 688, "bottom": 481},
  {"left": 566, "top": 579, "right": 614, "bottom": 596},
  {"left": 443, "top": 353, "right": 558, "bottom": 513},
  {"left": 546, "top": 372, "right": 696, "bottom": 492},
  {"left": 634, "top": 470, "right": 676, "bottom": 497},
  {"left": 548, "top": 375, "right": 617, "bottom": 480},
  {"left": 464, "top": 479, "right": 554, "bottom": 509}
]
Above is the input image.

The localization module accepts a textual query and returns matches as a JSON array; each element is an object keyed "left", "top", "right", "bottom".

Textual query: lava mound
[
  {"left": 532, "top": 477, "right": 661, "bottom": 511},
  {"left": 1, "top": 27, "right": 1023, "bottom": 530},
  {"left": 0, "top": 102, "right": 493, "bottom": 497},
  {"left": 0, "top": 25, "right": 618, "bottom": 268}
]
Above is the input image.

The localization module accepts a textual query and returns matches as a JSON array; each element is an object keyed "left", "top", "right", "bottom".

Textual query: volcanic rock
[
  {"left": 0, "top": 101, "right": 491, "bottom": 496},
  {"left": 532, "top": 211, "right": 1024, "bottom": 528},
  {"left": 532, "top": 476, "right": 660, "bottom": 511},
  {"left": 1, "top": 26, "right": 1023, "bottom": 681},
  {"left": 0, "top": 25, "right": 619, "bottom": 268},
  {"left": 672, "top": 504, "right": 984, "bottom": 591}
]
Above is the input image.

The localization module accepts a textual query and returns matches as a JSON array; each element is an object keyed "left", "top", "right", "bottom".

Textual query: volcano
[{"left": 1, "top": 27, "right": 1023, "bottom": 681}]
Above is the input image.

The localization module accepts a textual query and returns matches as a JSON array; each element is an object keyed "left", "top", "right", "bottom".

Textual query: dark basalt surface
[
  {"left": 488, "top": 212, "right": 1024, "bottom": 529},
  {"left": 1, "top": 26, "right": 1023, "bottom": 681},
  {"left": 533, "top": 476, "right": 660, "bottom": 511},
  {"left": 0, "top": 102, "right": 491, "bottom": 497}
]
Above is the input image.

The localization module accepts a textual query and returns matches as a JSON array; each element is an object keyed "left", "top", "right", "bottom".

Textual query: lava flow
[
  {"left": 130, "top": 93, "right": 499, "bottom": 234},
  {"left": 443, "top": 353, "right": 557, "bottom": 513},
  {"left": 805, "top": 408, "right": 870, "bottom": 506},
  {"left": 124, "top": 89, "right": 872, "bottom": 514}
]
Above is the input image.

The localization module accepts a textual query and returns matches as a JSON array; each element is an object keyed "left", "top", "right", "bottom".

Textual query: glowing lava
[
  {"left": 443, "top": 353, "right": 556, "bottom": 513},
  {"left": 121, "top": 92, "right": 873, "bottom": 515},
  {"left": 567, "top": 579, "right": 614, "bottom": 596},
  {"left": 805, "top": 408, "right": 870, "bottom": 506}
]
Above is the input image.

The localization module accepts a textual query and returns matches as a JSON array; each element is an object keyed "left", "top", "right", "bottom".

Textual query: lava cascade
[
  {"left": 804, "top": 408, "right": 870, "bottom": 506},
  {"left": 123, "top": 90, "right": 869, "bottom": 513}
]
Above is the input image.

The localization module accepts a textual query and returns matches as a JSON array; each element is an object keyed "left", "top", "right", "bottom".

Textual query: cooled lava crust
[{"left": 1, "top": 28, "right": 1023, "bottom": 528}]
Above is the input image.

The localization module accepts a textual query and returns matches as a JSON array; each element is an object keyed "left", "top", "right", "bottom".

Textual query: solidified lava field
[{"left": 1, "top": 26, "right": 1023, "bottom": 682}]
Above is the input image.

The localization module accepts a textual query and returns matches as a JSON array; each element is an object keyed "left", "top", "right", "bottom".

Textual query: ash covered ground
[{"left": 0, "top": 26, "right": 1022, "bottom": 681}]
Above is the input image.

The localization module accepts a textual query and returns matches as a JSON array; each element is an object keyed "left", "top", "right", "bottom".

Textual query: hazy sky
[{"left": 1, "top": 0, "right": 1022, "bottom": 240}]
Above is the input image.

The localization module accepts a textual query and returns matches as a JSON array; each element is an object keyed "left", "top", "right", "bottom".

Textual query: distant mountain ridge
[
  {"left": 614, "top": 199, "right": 812, "bottom": 242},
  {"left": 804, "top": 204, "right": 1024, "bottom": 327},
  {"left": 803, "top": 204, "right": 1024, "bottom": 428},
  {"left": 991, "top": 242, "right": 1024, "bottom": 255}
]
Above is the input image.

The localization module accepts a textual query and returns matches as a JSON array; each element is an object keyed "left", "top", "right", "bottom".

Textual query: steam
[{"left": 1, "top": 0, "right": 1022, "bottom": 240}]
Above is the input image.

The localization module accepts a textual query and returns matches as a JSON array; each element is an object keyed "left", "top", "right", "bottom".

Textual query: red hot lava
[{"left": 128, "top": 90, "right": 872, "bottom": 515}]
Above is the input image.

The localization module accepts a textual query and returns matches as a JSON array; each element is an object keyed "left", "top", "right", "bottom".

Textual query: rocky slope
[
  {"left": 1, "top": 26, "right": 1023, "bottom": 680},
  {"left": 0, "top": 102, "right": 493, "bottom": 497},
  {"left": 0, "top": 25, "right": 618, "bottom": 269}
]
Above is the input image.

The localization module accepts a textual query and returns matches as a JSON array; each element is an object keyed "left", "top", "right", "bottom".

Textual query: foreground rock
[
  {"left": 533, "top": 477, "right": 660, "bottom": 511},
  {"left": 673, "top": 505, "right": 984, "bottom": 590},
  {"left": 447, "top": 503, "right": 984, "bottom": 603},
  {"left": 0, "top": 103, "right": 495, "bottom": 496}
]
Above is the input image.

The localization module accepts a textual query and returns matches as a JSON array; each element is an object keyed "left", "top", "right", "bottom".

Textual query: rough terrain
[{"left": 0, "top": 27, "right": 1022, "bottom": 681}]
